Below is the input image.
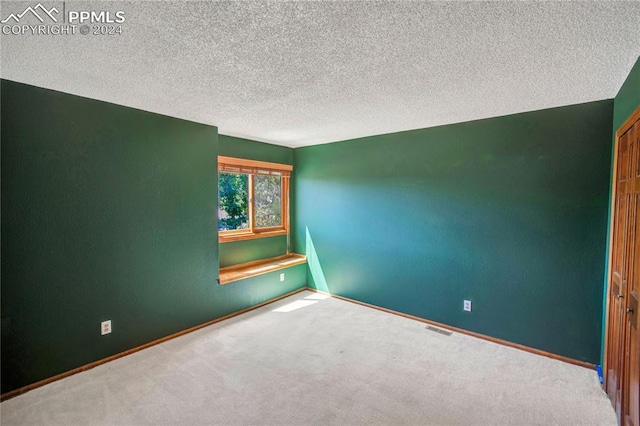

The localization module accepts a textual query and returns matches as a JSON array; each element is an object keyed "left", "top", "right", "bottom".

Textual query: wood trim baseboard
[
  {"left": 0, "top": 287, "right": 307, "bottom": 402},
  {"left": 1, "top": 285, "right": 595, "bottom": 402},
  {"left": 305, "top": 288, "right": 596, "bottom": 370}
]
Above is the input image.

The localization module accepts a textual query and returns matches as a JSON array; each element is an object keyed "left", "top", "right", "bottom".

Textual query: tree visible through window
[
  {"left": 254, "top": 175, "right": 281, "bottom": 228},
  {"left": 218, "top": 172, "right": 249, "bottom": 231},
  {"left": 218, "top": 156, "right": 291, "bottom": 242}
]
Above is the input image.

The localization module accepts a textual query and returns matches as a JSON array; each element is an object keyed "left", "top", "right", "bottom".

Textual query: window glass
[
  {"left": 254, "top": 174, "right": 282, "bottom": 228},
  {"left": 218, "top": 172, "right": 249, "bottom": 231}
]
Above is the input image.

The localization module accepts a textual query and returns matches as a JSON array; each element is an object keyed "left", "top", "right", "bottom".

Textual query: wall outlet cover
[
  {"left": 101, "top": 320, "right": 112, "bottom": 335},
  {"left": 463, "top": 300, "right": 472, "bottom": 312}
]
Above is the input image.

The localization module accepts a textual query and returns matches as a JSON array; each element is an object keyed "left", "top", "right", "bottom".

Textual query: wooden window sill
[
  {"left": 218, "top": 253, "right": 307, "bottom": 285},
  {"left": 219, "top": 229, "right": 287, "bottom": 243}
]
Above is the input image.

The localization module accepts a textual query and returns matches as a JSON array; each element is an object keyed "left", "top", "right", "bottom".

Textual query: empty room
[{"left": 1, "top": 1, "right": 639, "bottom": 425}]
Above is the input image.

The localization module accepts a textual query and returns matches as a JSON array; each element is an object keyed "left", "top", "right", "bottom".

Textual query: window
[{"left": 218, "top": 156, "right": 291, "bottom": 242}]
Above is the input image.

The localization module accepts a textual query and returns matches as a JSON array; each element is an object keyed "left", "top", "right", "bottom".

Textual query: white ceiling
[{"left": 1, "top": 1, "right": 639, "bottom": 148}]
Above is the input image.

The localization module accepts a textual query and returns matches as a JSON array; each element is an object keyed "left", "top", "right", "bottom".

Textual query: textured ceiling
[{"left": 1, "top": 1, "right": 639, "bottom": 147}]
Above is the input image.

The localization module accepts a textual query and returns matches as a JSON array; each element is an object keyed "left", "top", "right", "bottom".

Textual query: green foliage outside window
[
  {"left": 218, "top": 173, "right": 282, "bottom": 231},
  {"left": 218, "top": 172, "right": 248, "bottom": 231},
  {"left": 254, "top": 175, "right": 282, "bottom": 228}
]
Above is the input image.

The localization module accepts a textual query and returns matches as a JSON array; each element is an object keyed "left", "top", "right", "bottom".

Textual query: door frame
[{"left": 603, "top": 105, "right": 640, "bottom": 388}]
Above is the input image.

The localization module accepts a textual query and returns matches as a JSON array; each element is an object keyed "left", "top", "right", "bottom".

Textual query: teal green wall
[
  {"left": 1, "top": 81, "right": 305, "bottom": 394},
  {"left": 601, "top": 56, "right": 640, "bottom": 363},
  {"left": 294, "top": 100, "right": 614, "bottom": 364},
  {"left": 218, "top": 135, "right": 294, "bottom": 266}
]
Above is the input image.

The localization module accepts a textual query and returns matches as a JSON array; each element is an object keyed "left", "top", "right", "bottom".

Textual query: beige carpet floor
[{"left": 0, "top": 290, "right": 616, "bottom": 425}]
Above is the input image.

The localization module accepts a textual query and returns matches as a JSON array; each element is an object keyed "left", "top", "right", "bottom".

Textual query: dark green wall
[
  {"left": 218, "top": 135, "right": 293, "bottom": 164},
  {"left": 294, "top": 100, "right": 614, "bottom": 363},
  {"left": 601, "top": 56, "right": 640, "bottom": 362},
  {"left": 613, "top": 56, "right": 640, "bottom": 132},
  {"left": 218, "top": 237, "right": 288, "bottom": 268},
  {"left": 218, "top": 135, "right": 294, "bottom": 266},
  {"left": 1, "top": 81, "right": 305, "bottom": 394}
]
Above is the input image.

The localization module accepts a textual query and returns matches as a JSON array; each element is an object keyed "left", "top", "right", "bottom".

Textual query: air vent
[{"left": 425, "top": 325, "right": 452, "bottom": 336}]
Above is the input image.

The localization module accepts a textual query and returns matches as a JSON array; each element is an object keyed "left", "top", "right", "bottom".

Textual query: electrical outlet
[
  {"left": 101, "top": 320, "right": 112, "bottom": 335},
  {"left": 280, "top": 273, "right": 285, "bottom": 282},
  {"left": 463, "top": 300, "right": 472, "bottom": 312}
]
